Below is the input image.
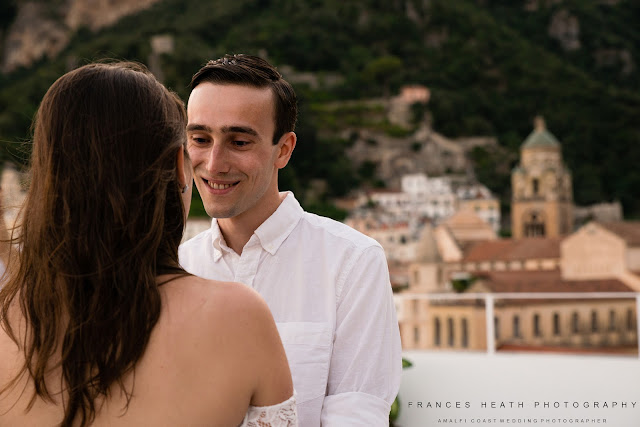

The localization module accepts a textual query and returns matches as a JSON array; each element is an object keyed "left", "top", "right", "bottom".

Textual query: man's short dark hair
[{"left": 190, "top": 54, "right": 297, "bottom": 145}]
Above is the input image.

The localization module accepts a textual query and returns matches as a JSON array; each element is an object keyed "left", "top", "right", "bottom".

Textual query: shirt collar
[
  {"left": 209, "top": 192, "right": 304, "bottom": 258},
  {"left": 209, "top": 218, "right": 225, "bottom": 262},
  {"left": 254, "top": 192, "right": 304, "bottom": 255}
]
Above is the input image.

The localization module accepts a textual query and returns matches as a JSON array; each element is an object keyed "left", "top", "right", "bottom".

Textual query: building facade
[{"left": 398, "top": 221, "right": 640, "bottom": 353}]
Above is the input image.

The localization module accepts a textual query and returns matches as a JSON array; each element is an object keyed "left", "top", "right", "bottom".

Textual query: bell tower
[{"left": 511, "top": 117, "right": 573, "bottom": 238}]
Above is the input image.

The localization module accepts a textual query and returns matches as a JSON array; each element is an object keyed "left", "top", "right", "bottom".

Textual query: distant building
[
  {"left": 345, "top": 172, "right": 500, "bottom": 280},
  {"left": 367, "top": 174, "right": 456, "bottom": 221},
  {"left": 455, "top": 183, "right": 501, "bottom": 233},
  {"left": 388, "top": 85, "right": 430, "bottom": 127},
  {"left": 345, "top": 214, "right": 420, "bottom": 263},
  {"left": 511, "top": 117, "right": 573, "bottom": 238},
  {"left": 397, "top": 220, "right": 640, "bottom": 354},
  {"left": 366, "top": 173, "right": 500, "bottom": 226},
  {"left": 574, "top": 201, "right": 623, "bottom": 226},
  {"left": 407, "top": 210, "right": 497, "bottom": 296},
  {"left": 561, "top": 221, "right": 640, "bottom": 288}
]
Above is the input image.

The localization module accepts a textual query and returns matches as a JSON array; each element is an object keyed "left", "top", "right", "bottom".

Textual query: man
[{"left": 179, "top": 54, "right": 402, "bottom": 426}]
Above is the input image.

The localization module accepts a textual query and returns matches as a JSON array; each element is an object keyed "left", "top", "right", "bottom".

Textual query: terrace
[{"left": 394, "top": 292, "right": 640, "bottom": 426}]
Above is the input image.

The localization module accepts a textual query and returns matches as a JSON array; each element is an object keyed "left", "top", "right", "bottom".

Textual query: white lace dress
[{"left": 239, "top": 393, "right": 297, "bottom": 426}]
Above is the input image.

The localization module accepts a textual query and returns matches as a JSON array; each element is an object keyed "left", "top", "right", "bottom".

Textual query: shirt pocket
[{"left": 276, "top": 322, "right": 332, "bottom": 405}]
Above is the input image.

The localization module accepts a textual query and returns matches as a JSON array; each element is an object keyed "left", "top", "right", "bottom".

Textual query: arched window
[
  {"left": 627, "top": 309, "right": 636, "bottom": 331},
  {"left": 434, "top": 317, "right": 441, "bottom": 346},
  {"left": 533, "top": 314, "right": 541, "bottom": 337},
  {"left": 494, "top": 316, "right": 500, "bottom": 339},
  {"left": 571, "top": 312, "right": 579, "bottom": 334},
  {"left": 524, "top": 211, "right": 545, "bottom": 237},
  {"left": 448, "top": 317, "right": 455, "bottom": 347},
  {"left": 532, "top": 178, "right": 540, "bottom": 195},
  {"left": 513, "top": 315, "right": 521, "bottom": 338},
  {"left": 553, "top": 313, "right": 561, "bottom": 336},
  {"left": 609, "top": 310, "right": 616, "bottom": 331},
  {"left": 591, "top": 311, "right": 599, "bottom": 333},
  {"left": 461, "top": 318, "right": 469, "bottom": 348}
]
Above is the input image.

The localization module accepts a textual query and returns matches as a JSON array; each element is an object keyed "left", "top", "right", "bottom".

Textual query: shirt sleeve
[{"left": 320, "top": 245, "right": 402, "bottom": 426}]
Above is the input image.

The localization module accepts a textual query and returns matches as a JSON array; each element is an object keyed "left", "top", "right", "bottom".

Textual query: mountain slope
[{"left": 0, "top": 0, "right": 638, "bottom": 218}]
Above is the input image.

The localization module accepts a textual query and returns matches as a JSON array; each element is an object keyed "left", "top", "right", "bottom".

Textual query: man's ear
[
  {"left": 176, "top": 147, "right": 187, "bottom": 187},
  {"left": 275, "top": 131, "right": 297, "bottom": 170}
]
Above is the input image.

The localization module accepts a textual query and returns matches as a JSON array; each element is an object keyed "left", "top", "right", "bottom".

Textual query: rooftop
[
  {"left": 598, "top": 221, "right": 640, "bottom": 246},
  {"left": 472, "top": 269, "right": 634, "bottom": 294},
  {"left": 463, "top": 237, "right": 561, "bottom": 262}
]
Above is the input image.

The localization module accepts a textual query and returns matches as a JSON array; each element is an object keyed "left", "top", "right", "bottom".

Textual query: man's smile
[{"left": 202, "top": 178, "right": 240, "bottom": 192}]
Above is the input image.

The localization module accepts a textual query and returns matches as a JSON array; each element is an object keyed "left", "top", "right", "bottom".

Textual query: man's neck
[{"left": 217, "top": 192, "right": 288, "bottom": 255}]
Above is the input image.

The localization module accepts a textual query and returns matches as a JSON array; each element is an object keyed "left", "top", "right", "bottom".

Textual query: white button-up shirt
[{"left": 179, "top": 192, "right": 402, "bottom": 426}]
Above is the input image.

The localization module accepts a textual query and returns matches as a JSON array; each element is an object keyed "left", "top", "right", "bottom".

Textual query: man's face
[{"left": 186, "top": 83, "right": 282, "bottom": 220}]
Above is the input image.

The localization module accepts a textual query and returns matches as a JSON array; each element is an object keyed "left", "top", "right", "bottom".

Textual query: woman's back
[
  {"left": 0, "top": 62, "right": 294, "bottom": 426},
  {"left": 0, "top": 275, "right": 293, "bottom": 426}
]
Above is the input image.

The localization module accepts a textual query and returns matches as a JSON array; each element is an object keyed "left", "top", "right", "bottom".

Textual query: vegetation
[{"left": 0, "top": 0, "right": 639, "bottom": 219}]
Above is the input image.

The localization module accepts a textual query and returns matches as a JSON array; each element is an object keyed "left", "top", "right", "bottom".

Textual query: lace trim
[{"left": 240, "top": 393, "right": 297, "bottom": 427}]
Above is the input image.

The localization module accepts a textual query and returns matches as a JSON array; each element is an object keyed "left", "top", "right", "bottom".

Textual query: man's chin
[{"left": 204, "top": 206, "right": 237, "bottom": 219}]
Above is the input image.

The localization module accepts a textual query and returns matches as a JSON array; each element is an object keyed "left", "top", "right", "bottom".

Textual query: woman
[{"left": 0, "top": 62, "right": 296, "bottom": 426}]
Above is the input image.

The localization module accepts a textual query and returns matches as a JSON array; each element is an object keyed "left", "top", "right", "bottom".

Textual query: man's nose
[{"left": 206, "top": 143, "right": 230, "bottom": 174}]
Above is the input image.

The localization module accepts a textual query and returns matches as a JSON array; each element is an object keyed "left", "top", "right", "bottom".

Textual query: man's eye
[
  {"left": 191, "top": 136, "right": 208, "bottom": 144},
  {"left": 233, "top": 140, "right": 250, "bottom": 147}
]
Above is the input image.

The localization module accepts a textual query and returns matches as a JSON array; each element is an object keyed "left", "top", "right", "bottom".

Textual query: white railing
[{"left": 395, "top": 292, "right": 640, "bottom": 358}]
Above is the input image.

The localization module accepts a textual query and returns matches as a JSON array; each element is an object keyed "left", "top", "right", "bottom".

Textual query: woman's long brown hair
[{"left": 0, "top": 62, "right": 188, "bottom": 426}]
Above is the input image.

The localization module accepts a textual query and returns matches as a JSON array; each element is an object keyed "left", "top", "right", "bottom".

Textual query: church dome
[{"left": 522, "top": 116, "right": 559, "bottom": 149}]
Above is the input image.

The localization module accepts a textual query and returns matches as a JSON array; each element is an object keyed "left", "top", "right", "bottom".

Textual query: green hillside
[{"left": 1, "top": 0, "right": 639, "bottom": 219}]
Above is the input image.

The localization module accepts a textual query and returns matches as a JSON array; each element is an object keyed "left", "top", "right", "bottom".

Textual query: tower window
[
  {"left": 532, "top": 178, "right": 539, "bottom": 195},
  {"left": 524, "top": 211, "right": 546, "bottom": 237}
]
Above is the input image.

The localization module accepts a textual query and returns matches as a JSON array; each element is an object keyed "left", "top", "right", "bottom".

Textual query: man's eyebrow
[
  {"left": 221, "top": 125, "right": 258, "bottom": 136},
  {"left": 186, "top": 124, "right": 212, "bottom": 132}
]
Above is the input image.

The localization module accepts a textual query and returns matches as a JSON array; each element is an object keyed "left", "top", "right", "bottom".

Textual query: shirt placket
[{"left": 233, "top": 244, "right": 261, "bottom": 288}]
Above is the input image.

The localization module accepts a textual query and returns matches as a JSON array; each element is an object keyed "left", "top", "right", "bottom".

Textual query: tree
[{"left": 362, "top": 55, "right": 403, "bottom": 98}]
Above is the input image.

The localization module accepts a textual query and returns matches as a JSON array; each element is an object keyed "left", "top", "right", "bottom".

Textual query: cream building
[
  {"left": 407, "top": 210, "right": 498, "bottom": 293},
  {"left": 455, "top": 183, "right": 501, "bottom": 233},
  {"left": 561, "top": 221, "right": 640, "bottom": 289},
  {"left": 398, "top": 221, "right": 639, "bottom": 353},
  {"left": 345, "top": 215, "right": 419, "bottom": 263}
]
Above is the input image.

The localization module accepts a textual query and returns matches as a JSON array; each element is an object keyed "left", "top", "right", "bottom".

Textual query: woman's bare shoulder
[{"left": 159, "top": 275, "right": 274, "bottom": 341}]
